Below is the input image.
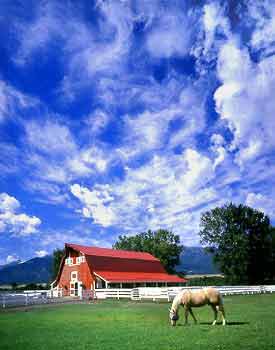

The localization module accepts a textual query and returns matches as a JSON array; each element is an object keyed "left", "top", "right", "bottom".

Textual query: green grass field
[{"left": 1, "top": 294, "right": 275, "bottom": 350}]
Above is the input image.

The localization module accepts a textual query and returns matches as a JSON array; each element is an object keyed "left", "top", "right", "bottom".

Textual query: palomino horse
[{"left": 169, "top": 287, "right": 226, "bottom": 326}]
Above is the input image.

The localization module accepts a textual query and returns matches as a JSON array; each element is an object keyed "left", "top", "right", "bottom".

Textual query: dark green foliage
[
  {"left": 186, "top": 276, "right": 225, "bottom": 286},
  {"left": 52, "top": 249, "right": 65, "bottom": 281},
  {"left": 11, "top": 282, "right": 18, "bottom": 290},
  {"left": 200, "top": 203, "right": 274, "bottom": 285},
  {"left": 113, "top": 229, "right": 183, "bottom": 273}
]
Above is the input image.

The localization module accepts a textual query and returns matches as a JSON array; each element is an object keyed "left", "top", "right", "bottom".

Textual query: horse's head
[{"left": 169, "top": 308, "right": 179, "bottom": 326}]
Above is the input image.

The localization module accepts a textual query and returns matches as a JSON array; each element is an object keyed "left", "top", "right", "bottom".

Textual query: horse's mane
[{"left": 171, "top": 290, "right": 185, "bottom": 312}]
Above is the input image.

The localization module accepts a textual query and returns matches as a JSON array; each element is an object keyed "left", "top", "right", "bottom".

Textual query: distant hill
[
  {"left": 0, "top": 260, "right": 21, "bottom": 271},
  {"left": 176, "top": 246, "right": 220, "bottom": 275},
  {"left": 0, "top": 256, "right": 53, "bottom": 284}
]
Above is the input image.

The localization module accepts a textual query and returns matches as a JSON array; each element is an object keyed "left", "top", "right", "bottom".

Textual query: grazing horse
[{"left": 169, "top": 287, "right": 226, "bottom": 326}]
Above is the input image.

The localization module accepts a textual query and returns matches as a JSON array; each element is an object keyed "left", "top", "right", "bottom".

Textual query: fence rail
[
  {"left": 0, "top": 291, "right": 82, "bottom": 309},
  {"left": 2, "top": 285, "right": 275, "bottom": 308},
  {"left": 94, "top": 285, "right": 275, "bottom": 301}
]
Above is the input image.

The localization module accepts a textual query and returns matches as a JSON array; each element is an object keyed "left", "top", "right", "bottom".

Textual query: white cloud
[
  {"left": 25, "top": 120, "right": 77, "bottom": 155},
  {"left": 248, "top": 0, "right": 275, "bottom": 58},
  {"left": 0, "top": 80, "right": 38, "bottom": 122},
  {"left": 202, "top": 2, "right": 230, "bottom": 55},
  {"left": 146, "top": 12, "right": 192, "bottom": 58},
  {"left": 23, "top": 180, "right": 69, "bottom": 205},
  {"left": 71, "top": 184, "right": 116, "bottom": 227},
  {"left": 35, "top": 250, "right": 48, "bottom": 258},
  {"left": 85, "top": 109, "right": 110, "bottom": 136},
  {"left": 246, "top": 192, "right": 275, "bottom": 218},
  {"left": 24, "top": 119, "right": 111, "bottom": 187},
  {"left": 119, "top": 83, "right": 206, "bottom": 160},
  {"left": 214, "top": 39, "right": 275, "bottom": 167},
  {"left": 13, "top": 2, "right": 62, "bottom": 65},
  {"left": 60, "top": 0, "right": 134, "bottom": 98},
  {"left": 211, "top": 134, "right": 227, "bottom": 169},
  {"left": 0, "top": 192, "right": 20, "bottom": 213},
  {"left": 70, "top": 148, "right": 220, "bottom": 242},
  {"left": 6, "top": 254, "right": 19, "bottom": 264},
  {"left": 182, "top": 149, "right": 214, "bottom": 191},
  {"left": 0, "top": 193, "right": 41, "bottom": 236}
]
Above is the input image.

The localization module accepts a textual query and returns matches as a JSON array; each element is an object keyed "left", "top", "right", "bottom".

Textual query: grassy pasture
[{"left": 1, "top": 294, "right": 275, "bottom": 350}]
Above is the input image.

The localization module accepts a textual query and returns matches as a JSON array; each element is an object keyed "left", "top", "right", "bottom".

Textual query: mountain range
[
  {"left": 0, "top": 256, "right": 53, "bottom": 285},
  {"left": 177, "top": 247, "right": 220, "bottom": 274},
  {"left": 0, "top": 247, "right": 219, "bottom": 285}
]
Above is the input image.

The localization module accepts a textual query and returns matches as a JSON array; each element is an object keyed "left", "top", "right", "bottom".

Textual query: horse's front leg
[
  {"left": 211, "top": 304, "right": 218, "bottom": 325},
  {"left": 184, "top": 306, "right": 189, "bottom": 325},
  {"left": 188, "top": 307, "right": 198, "bottom": 324}
]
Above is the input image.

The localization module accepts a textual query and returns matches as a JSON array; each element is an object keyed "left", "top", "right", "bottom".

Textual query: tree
[
  {"left": 52, "top": 248, "right": 65, "bottom": 281},
  {"left": 199, "top": 203, "right": 273, "bottom": 285},
  {"left": 113, "top": 229, "right": 183, "bottom": 273}
]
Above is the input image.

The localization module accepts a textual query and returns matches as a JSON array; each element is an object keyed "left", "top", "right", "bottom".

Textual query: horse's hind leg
[
  {"left": 188, "top": 307, "right": 197, "bottom": 324},
  {"left": 218, "top": 304, "right": 226, "bottom": 326},
  {"left": 211, "top": 304, "right": 218, "bottom": 325}
]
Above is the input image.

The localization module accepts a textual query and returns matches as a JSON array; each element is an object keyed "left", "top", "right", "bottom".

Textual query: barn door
[{"left": 74, "top": 282, "right": 78, "bottom": 296}]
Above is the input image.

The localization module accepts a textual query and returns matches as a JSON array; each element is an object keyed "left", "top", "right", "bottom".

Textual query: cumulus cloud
[
  {"left": 71, "top": 184, "right": 115, "bottom": 227},
  {"left": 70, "top": 148, "right": 222, "bottom": 242},
  {"left": 214, "top": 39, "right": 275, "bottom": 167},
  {"left": 0, "top": 193, "right": 41, "bottom": 236}
]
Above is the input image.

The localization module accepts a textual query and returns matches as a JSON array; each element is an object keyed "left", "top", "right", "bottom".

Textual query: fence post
[
  {"left": 25, "top": 294, "right": 28, "bottom": 306},
  {"left": 2, "top": 295, "right": 5, "bottom": 308}
]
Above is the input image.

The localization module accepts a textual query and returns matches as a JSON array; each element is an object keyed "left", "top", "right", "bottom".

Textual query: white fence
[
  {"left": 0, "top": 290, "right": 79, "bottom": 308},
  {"left": 94, "top": 285, "right": 275, "bottom": 301},
  {"left": 0, "top": 291, "right": 49, "bottom": 308},
  {"left": 2, "top": 285, "right": 275, "bottom": 308},
  {"left": 95, "top": 289, "right": 133, "bottom": 300}
]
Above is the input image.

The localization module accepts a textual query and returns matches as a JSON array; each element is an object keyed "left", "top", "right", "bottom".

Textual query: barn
[{"left": 52, "top": 243, "right": 186, "bottom": 297}]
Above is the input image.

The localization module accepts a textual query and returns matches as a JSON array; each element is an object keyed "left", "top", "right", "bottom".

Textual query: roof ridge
[{"left": 65, "top": 243, "right": 159, "bottom": 261}]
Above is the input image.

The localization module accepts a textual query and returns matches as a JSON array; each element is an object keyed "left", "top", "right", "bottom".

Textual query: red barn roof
[
  {"left": 65, "top": 243, "right": 159, "bottom": 261},
  {"left": 63, "top": 243, "right": 186, "bottom": 284}
]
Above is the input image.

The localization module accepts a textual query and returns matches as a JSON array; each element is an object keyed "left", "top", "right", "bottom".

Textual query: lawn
[{"left": 1, "top": 294, "right": 275, "bottom": 350}]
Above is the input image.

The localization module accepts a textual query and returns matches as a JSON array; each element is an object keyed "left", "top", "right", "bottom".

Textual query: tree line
[{"left": 53, "top": 202, "right": 275, "bottom": 285}]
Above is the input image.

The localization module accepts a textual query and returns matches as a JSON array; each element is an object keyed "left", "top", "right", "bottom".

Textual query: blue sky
[{"left": 1, "top": 0, "right": 275, "bottom": 264}]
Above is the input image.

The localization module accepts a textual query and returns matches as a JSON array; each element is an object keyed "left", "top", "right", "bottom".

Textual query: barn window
[
  {"left": 65, "top": 258, "right": 73, "bottom": 265},
  {"left": 76, "top": 256, "right": 85, "bottom": 264},
  {"left": 71, "top": 271, "right": 78, "bottom": 281}
]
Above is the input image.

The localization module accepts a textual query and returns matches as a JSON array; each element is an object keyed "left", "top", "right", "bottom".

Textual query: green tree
[
  {"left": 52, "top": 248, "right": 65, "bottom": 281},
  {"left": 200, "top": 203, "right": 273, "bottom": 284},
  {"left": 113, "top": 229, "right": 183, "bottom": 273}
]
